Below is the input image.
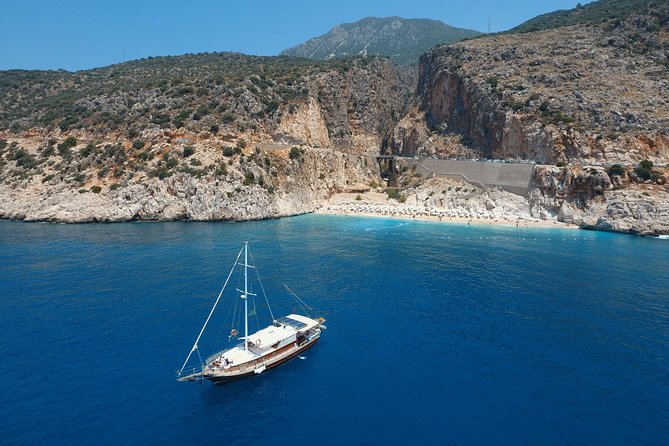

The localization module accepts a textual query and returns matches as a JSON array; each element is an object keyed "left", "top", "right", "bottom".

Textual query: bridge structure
[{"left": 375, "top": 155, "right": 398, "bottom": 187}]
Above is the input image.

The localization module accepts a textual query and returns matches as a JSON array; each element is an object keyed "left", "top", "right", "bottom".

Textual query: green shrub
[
  {"left": 58, "top": 137, "right": 77, "bottom": 157},
  {"left": 556, "top": 161, "right": 567, "bottom": 167},
  {"left": 11, "top": 148, "right": 38, "bottom": 170},
  {"left": 109, "top": 183, "right": 120, "bottom": 191},
  {"left": 289, "top": 146, "right": 302, "bottom": 160},
  {"left": 42, "top": 144, "right": 55, "bottom": 157},
  {"left": 183, "top": 146, "right": 195, "bottom": 157},
  {"left": 150, "top": 166, "right": 174, "bottom": 180},
  {"left": 634, "top": 166, "right": 652, "bottom": 181},
  {"left": 80, "top": 144, "right": 98, "bottom": 157},
  {"left": 90, "top": 185, "right": 102, "bottom": 193},
  {"left": 132, "top": 140, "right": 145, "bottom": 150},
  {"left": 58, "top": 145, "right": 72, "bottom": 158},
  {"left": 60, "top": 136, "right": 77, "bottom": 150},
  {"left": 152, "top": 113, "right": 170, "bottom": 125},
  {"left": 539, "top": 100, "right": 550, "bottom": 113},
  {"left": 137, "top": 151, "right": 154, "bottom": 161},
  {"left": 608, "top": 164, "right": 625, "bottom": 176},
  {"left": 222, "top": 112, "right": 235, "bottom": 124},
  {"left": 215, "top": 163, "right": 227, "bottom": 177},
  {"left": 243, "top": 172, "right": 255, "bottom": 186},
  {"left": 355, "top": 194, "right": 362, "bottom": 201},
  {"left": 640, "top": 159, "right": 654, "bottom": 170}
]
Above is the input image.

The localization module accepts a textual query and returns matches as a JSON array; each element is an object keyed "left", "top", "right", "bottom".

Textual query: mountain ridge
[
  {"left": 280, "top": 16, "right": 482, "bottom": 65},
  {"left": 510, "top": 0, "right": 669, "bottom": 33}
]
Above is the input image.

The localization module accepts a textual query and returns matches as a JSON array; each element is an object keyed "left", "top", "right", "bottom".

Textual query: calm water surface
[{"left": 0, "top": 215, "right": 667, "bottom": 445}]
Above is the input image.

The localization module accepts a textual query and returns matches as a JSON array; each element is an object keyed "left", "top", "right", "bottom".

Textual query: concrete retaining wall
[{"left": 404, "top": 159, "right": 535, "bottom": 197}]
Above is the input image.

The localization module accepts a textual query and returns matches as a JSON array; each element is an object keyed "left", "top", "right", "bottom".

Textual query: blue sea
[{"left": 0, "top": 215, "right": 668, "bottom": 445}]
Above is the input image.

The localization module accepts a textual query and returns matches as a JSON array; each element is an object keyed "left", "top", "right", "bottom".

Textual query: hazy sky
[{"left": 1, "top": 0, "right": 591, "bottom": 71}]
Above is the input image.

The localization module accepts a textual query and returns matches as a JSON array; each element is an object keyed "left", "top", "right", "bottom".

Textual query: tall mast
[{"left": 244, "top": 241, "right": 249, "bottom": 352}]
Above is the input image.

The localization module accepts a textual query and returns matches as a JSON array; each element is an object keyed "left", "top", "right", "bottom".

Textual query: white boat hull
[{"left": 179, "top": 335, "right": 320, "bottom": 383}]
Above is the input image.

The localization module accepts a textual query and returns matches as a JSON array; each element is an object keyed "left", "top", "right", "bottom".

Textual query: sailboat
[{"left": 177, "top": 242, "right": 326, "bottom": 383}]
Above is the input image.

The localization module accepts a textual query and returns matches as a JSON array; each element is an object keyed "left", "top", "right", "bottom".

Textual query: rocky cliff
[
  {"left": 0, "top": 54, "right": 402, "bottom": 222},
  {"left": 529, "top": 164, "right": 669, "bottom": 234},
  {"left": 0, "top": 143, "right": 378, "bottom": 223},
  {"left": 0, "top": 54, "right": 404, "bottom": 155},
  {"left": 390, "top": 15, "right": 669, "bottom": 164}
]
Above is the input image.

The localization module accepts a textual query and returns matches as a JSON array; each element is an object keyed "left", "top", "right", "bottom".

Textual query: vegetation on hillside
[
  {"left": 510, "top": 0, "right": 669, "bottom": 33},
  {"left": 0, "top": 52, "right": 385, "bottom": 137}
]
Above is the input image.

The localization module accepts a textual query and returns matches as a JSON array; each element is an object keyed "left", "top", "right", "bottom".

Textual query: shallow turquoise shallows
[{"left": 1, "top": 215, "right": 668, "bottom": 445}]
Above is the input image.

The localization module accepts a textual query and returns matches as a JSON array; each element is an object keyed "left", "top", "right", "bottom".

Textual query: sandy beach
[{"left": 316, "top": 189, "right": 579, "bottom": 230}]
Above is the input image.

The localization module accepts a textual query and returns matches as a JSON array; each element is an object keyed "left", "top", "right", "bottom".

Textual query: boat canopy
[
  {"left": 276, "top": 314, "right": 319, "bottom": 331},
  {"left": 249, "top": 324, "right": 297, "bottom": 348}
]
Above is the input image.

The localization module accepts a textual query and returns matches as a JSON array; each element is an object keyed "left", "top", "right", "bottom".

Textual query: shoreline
[{"left": 314, "top": 208, "right": 580, "bottom": 230}]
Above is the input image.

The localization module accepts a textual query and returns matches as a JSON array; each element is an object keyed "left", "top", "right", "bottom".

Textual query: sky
[{"left": 0, "top": 0, "right": 591, "bottom": 71}]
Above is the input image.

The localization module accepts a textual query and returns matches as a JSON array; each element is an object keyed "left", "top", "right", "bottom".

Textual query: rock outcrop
[
  {"left": 529, "top": 165, "right": 669, "bottom": 235},
  {"left": 0, "top": 146, "right": 377, "bottom": 223}
]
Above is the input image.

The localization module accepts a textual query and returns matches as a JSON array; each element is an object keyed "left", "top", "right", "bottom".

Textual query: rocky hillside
[
  {"left": 0, "top": 53, "right": 405, "bottom": 222},
  {"left": 389, "top": 11, "right": 669, "bottom": 164},
  {"left": 510, "top": 0, "right": 669, "bottom": 34},
  {"left": 281, "top": 17, "right": 481, "bottom": 65},
  {"left": 0, "top": 53, "right": 404, "bottom": 154}
]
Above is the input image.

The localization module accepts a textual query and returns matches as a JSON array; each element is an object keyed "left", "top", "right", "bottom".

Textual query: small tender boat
[{"left": 177, "top": 242, "right": 325, "bottom": 383}]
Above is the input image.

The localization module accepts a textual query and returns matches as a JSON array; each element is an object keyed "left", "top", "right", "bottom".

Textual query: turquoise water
[{"left": 0, "top": 215, "right": 668, "bottom": 445}]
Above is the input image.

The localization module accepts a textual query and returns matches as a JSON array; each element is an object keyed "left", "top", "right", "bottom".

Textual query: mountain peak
[{"left": 280, "top": 16, "right": 482, "bottom": 65}]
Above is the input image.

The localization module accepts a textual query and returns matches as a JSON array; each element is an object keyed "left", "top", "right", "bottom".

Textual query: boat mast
[
  {"left": 244, "top": 241, "right": 249, "bottom": 352},
  {"left": 177, "top": 245, "right": 243, "bottom": 377}
]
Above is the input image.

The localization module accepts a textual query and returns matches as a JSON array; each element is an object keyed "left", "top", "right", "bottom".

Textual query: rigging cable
[
  {"left": 178, "top": 245, "right": 244, "bottom": 376},
  {"left": 249, "top": 247, "right": 276, "bottom": 322},
  {"left": 284, "top": 284, "right": 312, "bottom": 318}
]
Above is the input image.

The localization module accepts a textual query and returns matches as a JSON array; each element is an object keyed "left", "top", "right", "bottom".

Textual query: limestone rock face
[
  {"left": 0, "top": 147, "right": 378, "bottom": 223},
  {"left": 392, "top": 20, "right": 669, "bottom": 164},
  {"left": 529, "top": 166, "right": 669, "bottom": 235},
  {"left": 278, "top": 97, "right": 330, "bottom": 148},
  {"left": 311, "top": 59, "right": 404, "bottom": 154}
]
